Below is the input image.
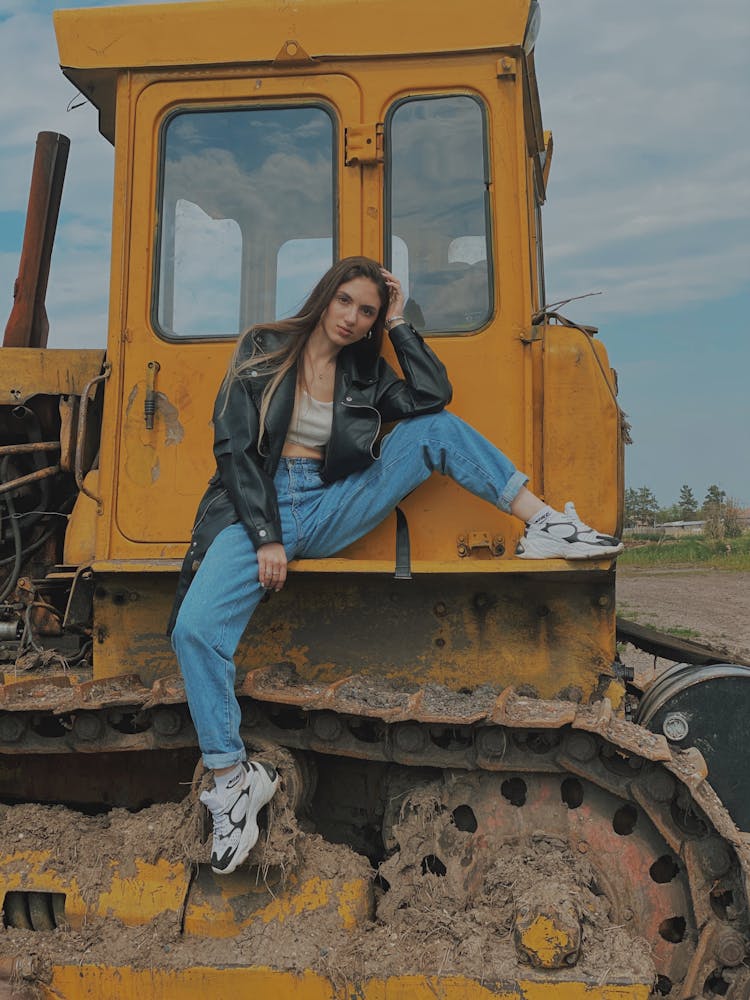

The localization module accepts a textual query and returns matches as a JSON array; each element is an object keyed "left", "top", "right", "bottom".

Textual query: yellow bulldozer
[{"left": 1, "top": 1, "right": 749, "bottom": 997}]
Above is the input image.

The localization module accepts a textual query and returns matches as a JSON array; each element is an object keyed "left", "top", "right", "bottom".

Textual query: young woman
[{"left": 169, "top": 256, "right": 622, "bottom": 875}]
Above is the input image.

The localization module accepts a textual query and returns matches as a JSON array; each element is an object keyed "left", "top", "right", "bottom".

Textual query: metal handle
[{"left": 144, "top": 360, "right": 160, "bottom": 430}]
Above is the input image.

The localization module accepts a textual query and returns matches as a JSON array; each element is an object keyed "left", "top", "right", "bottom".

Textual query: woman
[{"left": 170, "top": 256, "right": 622, "bottom": 876}]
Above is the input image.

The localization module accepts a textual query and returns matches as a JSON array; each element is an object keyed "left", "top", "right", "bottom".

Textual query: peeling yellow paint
[{"left": 155, "top": 391, "right": 184, "bottom": 446}]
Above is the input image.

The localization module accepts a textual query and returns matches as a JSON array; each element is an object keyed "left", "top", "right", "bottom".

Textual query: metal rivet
[
  {"left": 0, "top": 714, "right": 26, "bottom": 743},
  {"left": 476, "top": 726, "right": 507, "bottom": 758},
  {"left": 643, "top": 767, "right": 676, "bottom": 803},
  {"left": 715, "top": 929, "right": 746, "bottom": 967},
  {"left": 564, "top": 732, "right": 597, "bottom": 762},
  {"left": 312, "top": 712, "right": 342, "bottom": 743},
  {"left": 73, "top": 712, "right": 104, "bottom": 741},
  {"left": 697, "top": 837, "right": 732, "bottom": 878},
  {"left": 393, "top": 723, "right": 426, "bottom": 753},
  {"left": 152, "top": 708, "right": 183, "bottom": 737}
]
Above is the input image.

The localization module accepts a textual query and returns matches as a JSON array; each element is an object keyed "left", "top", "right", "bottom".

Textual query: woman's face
[{"left": 317, "top": 276, "right": 382, "bottom": 350}]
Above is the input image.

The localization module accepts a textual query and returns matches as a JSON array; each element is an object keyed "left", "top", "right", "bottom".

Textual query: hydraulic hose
[{"left": 0, "top": 458, "right": 23, "bottom": 604}]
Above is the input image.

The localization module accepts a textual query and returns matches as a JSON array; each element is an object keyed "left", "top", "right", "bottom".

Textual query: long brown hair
[{"left": 224, "top": 257, "right": 389, "bottom": 444}]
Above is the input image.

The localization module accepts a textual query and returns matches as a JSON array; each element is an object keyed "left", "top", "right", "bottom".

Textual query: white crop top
[{"left": 285, "top": 390, "right": 333, "bottom": 449}]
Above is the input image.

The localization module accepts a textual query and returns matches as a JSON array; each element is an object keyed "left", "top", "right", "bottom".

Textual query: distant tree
[
  {"left": 638, "top": 486, "right": 659, "bottom": 525},
  {"left": 678, "top": 485, "right": 698, "bottom": 521},
  {"left": 624, "top": 487, "right": 639, "bottom": 528},
  {"left": 626, "top": 485, "right": 659, "bottom": 526},
  {"left": 703, "top": 484, "right": 728, "bottom": 539},
  {"left": 703, "top": 484, "right": 726, "bottom": 512}
]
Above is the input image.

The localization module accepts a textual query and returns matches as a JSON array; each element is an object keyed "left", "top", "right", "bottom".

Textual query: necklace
[{"left": 304, "top": 353, "right": 335, "bottom": 382}]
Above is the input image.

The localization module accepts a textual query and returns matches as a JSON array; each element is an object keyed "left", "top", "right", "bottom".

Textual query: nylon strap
[{"left": 394, "top": 506, "right": 412, "bottom": 580}]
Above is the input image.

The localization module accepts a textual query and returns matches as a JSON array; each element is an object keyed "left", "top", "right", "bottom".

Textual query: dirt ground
[{"left": 616, "top": 567, "right": 750, "bottom": 681}]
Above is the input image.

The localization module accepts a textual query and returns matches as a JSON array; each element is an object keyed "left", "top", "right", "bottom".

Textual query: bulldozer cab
[
  {"left": 48, "top": 0, "right": 625, "bottom": 697},
  {"left": 54, "top": 0, "right": 621, "bottom": 572}
]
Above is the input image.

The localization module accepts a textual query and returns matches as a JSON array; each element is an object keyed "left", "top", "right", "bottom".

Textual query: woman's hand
[
  {"left": 257, "top": 542, "right": 287, "bottom": 592},
  {"left": 381, "top": 268, "right": 406, "bottom": 323}
]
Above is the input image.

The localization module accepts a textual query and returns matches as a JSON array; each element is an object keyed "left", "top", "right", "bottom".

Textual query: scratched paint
[{"left": 155, "top": 392, "right": 184, "bottom": 446}]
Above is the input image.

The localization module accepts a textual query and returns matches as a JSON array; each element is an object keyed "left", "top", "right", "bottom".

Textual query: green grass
[
  {"left": 662, "top": 625, "right": 703, "bottom": 640},
  {"left": 620, "top": 533, "right": 750, "bottom": 570}
]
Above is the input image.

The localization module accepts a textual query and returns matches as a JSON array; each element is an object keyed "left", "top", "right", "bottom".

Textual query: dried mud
[{"left": 0, "top": 761, "right": 655, "bottom": 993}]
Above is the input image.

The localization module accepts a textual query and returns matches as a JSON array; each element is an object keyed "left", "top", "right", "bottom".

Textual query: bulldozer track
[{"left": 1, "top": 667, "right": 749, "bottom": 995}]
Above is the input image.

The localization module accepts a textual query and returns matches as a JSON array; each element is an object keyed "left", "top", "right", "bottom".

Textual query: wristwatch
[{"left": 385, "top": 315, "right": 406, "bottom": 330}]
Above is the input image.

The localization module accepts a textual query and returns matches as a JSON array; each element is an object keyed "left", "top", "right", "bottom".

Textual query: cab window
[
  {"left": 386, "top": 95, "right": 492, "bottom": 334},
  {"left": 155, "top": 105, "right": 335, "bottom": 339}
]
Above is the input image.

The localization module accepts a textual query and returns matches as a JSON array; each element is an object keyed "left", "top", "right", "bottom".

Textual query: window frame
[{"left": 384, "top": 91, "right": 495, "bottom": 337}]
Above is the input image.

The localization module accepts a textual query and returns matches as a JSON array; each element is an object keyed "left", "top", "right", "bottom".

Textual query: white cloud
[{"left": 536, "top": 0, "right": 750, "bottom": 314}]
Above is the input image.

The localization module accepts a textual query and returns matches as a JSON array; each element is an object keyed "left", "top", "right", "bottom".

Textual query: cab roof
[{"left": 55, "top": 0, "right": 535, "bottom": 142}]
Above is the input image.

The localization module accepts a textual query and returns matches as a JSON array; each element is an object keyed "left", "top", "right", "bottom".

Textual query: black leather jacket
[{"left": 167, "top": 322, "right": 451, "bottom": 634}]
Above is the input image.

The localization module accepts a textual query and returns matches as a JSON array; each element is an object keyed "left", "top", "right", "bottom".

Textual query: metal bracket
[
  {"left": 272, "top": 39, "right": 314, "bottom": 66},
  {"left": 520, "top": 326, "right": 544, "bottom": 344},
  {"left": 345, "top": 124, "right": 383, "bottom": 166},
  {"left": 496, "top": 55, "right": 517, "bottom": 80},
  {"left": 457, "top": 531, "right": 505, "bottom": 558}
]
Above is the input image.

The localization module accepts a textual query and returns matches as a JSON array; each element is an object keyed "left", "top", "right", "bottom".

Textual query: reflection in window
[
  {"left": 276, "top": 237, "right": 334, "bottom": 318},
  {"left": 387, "top": 96, "right": 492, "bottom": 334},
  {"left": 156, "top": 106, "right": 334, "bottom": 339},
  {"left": 170, "top": 200, "right": 242, "bottom": 336}
]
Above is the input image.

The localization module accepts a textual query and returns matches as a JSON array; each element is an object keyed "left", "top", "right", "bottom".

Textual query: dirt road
[{"left": 616, "top": 567, "right": 750, "bottom": 677}]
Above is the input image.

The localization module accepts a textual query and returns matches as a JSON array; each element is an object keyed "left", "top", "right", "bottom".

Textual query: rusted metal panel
[
  {"left": 90, "top": 571, "right": 616, "bottom": 698},
  {"left": 0, "top": 349, "right": 106, "bottom": 405}
]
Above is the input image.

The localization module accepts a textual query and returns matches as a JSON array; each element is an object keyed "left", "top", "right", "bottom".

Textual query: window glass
[
  {"left": 156, "top": 106, "right": 335, "bottom": 339},
  {"left": 387, "top": 95, "right": 492, "bottom": 334}
]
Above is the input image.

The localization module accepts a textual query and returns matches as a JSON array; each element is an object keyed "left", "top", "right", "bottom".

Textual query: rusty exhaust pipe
[{"left": 3, "top": 131, "right": 70, "bottom": 349}]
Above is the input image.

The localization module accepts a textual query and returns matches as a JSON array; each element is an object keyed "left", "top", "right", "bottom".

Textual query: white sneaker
[
  {"left": 200, "top": 760, "right": 279, "bottom": 875},
  {"left": 516, "top": 502, "right": 624, "bottom": 560}
]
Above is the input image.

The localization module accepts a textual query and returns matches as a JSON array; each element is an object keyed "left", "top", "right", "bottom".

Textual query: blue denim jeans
[{"left": 171, "top": 411, "right": 527, "bottom": 769}]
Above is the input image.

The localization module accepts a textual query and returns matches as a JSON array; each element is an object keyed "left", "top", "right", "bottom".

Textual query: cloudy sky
[{"left": 1, "top": 0, "right": 748, "bottom": 507}]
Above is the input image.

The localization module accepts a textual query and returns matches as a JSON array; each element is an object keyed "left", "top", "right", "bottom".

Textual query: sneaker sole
[
  {"left": 517, "top": 541, "right": 624, "bottom": 560},
  {"left": 212, "top": 763, "right": 279, "bottom": 875}
]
